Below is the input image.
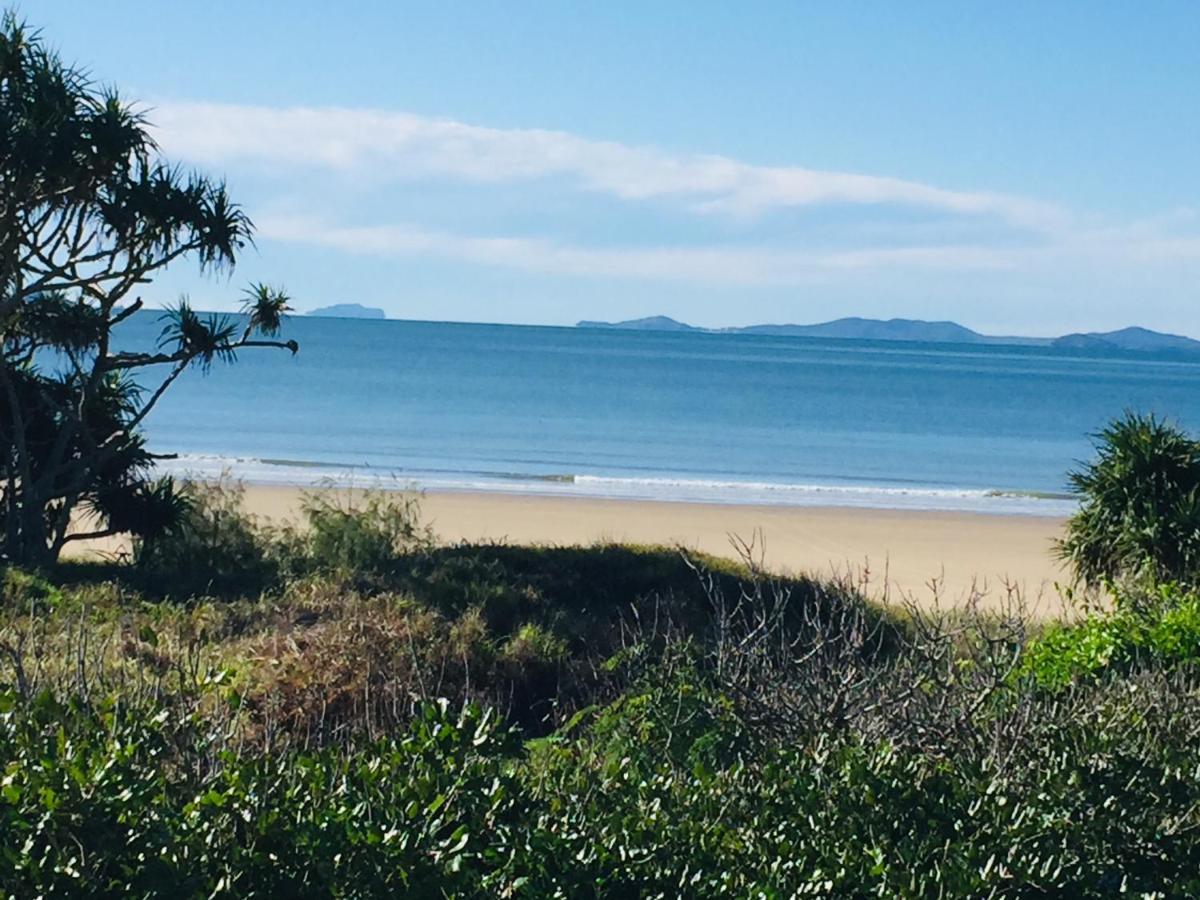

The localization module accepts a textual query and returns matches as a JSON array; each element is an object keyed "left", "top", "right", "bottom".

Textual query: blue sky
[{"left": 31, "top": 1, "right": 1200, "bottom": 335}]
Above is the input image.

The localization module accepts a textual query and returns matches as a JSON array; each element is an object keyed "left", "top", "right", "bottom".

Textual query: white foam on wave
[
  {"left": 154, "top": 454, "right": 1076, "bottom": 517},
  {"left": 574, "top": 474, "right": 991, "bottom": 499}
]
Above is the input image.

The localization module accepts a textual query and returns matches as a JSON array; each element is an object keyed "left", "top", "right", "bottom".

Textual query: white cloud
[
  {"left": 147, "top": 101, "right": 1200, "bottom": 299},
  {"left": 258, "top": 214, "right": 1023, "bottom": 286},
  {"left": 254, "top": 207, "right": 1200, "bottom": 288},
  {"left": 151, "top": 101, "right": 1064, "bottom": 229}
]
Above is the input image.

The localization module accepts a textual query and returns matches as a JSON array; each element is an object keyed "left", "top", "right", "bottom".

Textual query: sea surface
[{"left": 109, "top": 313, "right": 1200, "bottom": 516}]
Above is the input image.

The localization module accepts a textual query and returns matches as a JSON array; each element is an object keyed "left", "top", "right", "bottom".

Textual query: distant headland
[
  {"left": 576, "top": 316, "right": 1200, "bottom": 353},
  {"left": 307, "top": 303, "right": 387, "bottom": 320}
]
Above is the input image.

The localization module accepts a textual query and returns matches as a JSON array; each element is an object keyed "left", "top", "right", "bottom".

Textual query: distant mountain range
[
  {"left": 576, "top": 316, "right": 1200, "bottom": 353},
  {"left": 308, "top": 303, "right": 386, "bottom": 320}
]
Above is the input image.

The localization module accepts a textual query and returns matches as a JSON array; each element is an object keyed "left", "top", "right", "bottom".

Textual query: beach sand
[
  {"left": 421, "top": 492, "right": 1071, "bottom": 610},
  {"left": 252, "top": 487, "right": 1070, "bottom": 611},
  {"left": 71, "top": 485, "right": 1071, "bottom": 612}
]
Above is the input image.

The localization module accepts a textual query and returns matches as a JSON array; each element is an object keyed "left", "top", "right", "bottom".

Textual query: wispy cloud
[
  {"left": 256, "top": 209, "right": 1200, "bottom": 287},
  {"left": 258, "top": 215, "right": 1024, "bottom": 286},
  {"left": 151, "top": 101, "right": 1064, "bottom": 229},
  {"left": 150, "top": 101, "right": 1200, "bottom": 294}
]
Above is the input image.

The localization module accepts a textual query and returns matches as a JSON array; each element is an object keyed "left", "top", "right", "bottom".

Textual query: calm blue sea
[{"left": 110, "top": 313, "right": 1200, "bottom": 516}]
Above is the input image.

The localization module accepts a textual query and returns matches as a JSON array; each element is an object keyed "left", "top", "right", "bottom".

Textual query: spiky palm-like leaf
[
  {"left": 1058, "top": 413, "right": 1200, "bottom": 588},
  {"left": 93, "top": 476, "right": 193, "bottom": 543},
  {"left": 12, "top": 291, "right": 107, "bottom": 353},
  {"left": 241, "top": 282, "right": 292, "bottom": 338},
  {"left": 157, "top": 299, "right": 238, "bottom": 372}
]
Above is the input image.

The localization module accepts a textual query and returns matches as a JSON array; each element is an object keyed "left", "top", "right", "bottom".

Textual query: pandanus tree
[
  {"left": 0, "top": 13, "right": 297, "bottom": 566},
  {"left": 1058, "top": 413, "right": 1200, "bottom": 589}
]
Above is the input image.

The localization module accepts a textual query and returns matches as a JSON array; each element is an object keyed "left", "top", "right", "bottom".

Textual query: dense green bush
[
  {"left": 7, "top": 526, "right": 881, "bottom": 744},
  {"left": 134, "top": 479, "right": 278, "bottom": 599},
  {"left": 400, "top": 542, "right": 882, "bottom": 655},
  {"left": 0, "top": 694, "right": 520, "bottom": 897},
  {"left": 516, "top": 664, "right": 1200, "bottom": 897},
  {"left": 4, "top": 657, "right": 1200, "bottom": 897},
  {"left": 133, "top": 481, "right": 433, "bottom": 597},
  {"left": 1059, "top": 412, "right": 1200, "bottom": 589},
  {"left": 1, "top": 569, "right": 62, "bottom": 612},
  {"left": 1022, "top": 584, "right": 1200, "bottom": 689},
  {"left": 280, "top": 488, "right": 433, "bottom": 582}
]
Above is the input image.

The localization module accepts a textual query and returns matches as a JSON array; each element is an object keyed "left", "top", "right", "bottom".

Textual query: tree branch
[
  {"left": 108, "top": 297, "right": 143, "bottom": 327},
  {"left": 59, "top": 527, "right": 122, "bottom": 544}
]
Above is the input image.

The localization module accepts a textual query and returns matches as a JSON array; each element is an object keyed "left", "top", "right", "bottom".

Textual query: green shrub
[
  {"left": 12, "top": 533, "right": 1200, "bottom": 896},
  {"left": 1058, "top": 412, "right": 1200, "bottom": 589},
  {"left": 131, "top": 483, "right": 436, "bottom": 598},
  {"left": 6, "top": 601, "right": 1200, "bottom": 896},
  {"left": 0, "top": 693, "right": 520, "bottom": 897},
  {"left": 1022, "top": 584, "right": 1200, "bottom": 689},
  {"left": 134, "top": 478, "right": 278, "bottom": 599},
  {"left": 172, "top": 701, "right": 519, "bottom": 897},
  {"left": 278, "top": 487, "right": 433, "bottom": 581},
  {"left": 400, "top": 542, "right": 884, "bottom": 656},
  {"left": 502, "top": 623, "right": 568, "bottom": 667},
  {"left": 1, "top": 568, "right": 62, "bottom": 612},
  {"left": 1020, "top": 615, "right": 1127, "bottom": 690},
  {"left": 1148, "top": 591, "right": 1200, "bottom": 661},
  {"left": 516, "top": 659, "right": 1200, "bottom": 898}
]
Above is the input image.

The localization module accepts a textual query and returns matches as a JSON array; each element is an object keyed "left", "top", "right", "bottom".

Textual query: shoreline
[
  {"left": 151, "top": 456, "right": 1077, "bottom": 518},
  {"left": 253, "top": 485, "right": 1071, "bottom": 611}
]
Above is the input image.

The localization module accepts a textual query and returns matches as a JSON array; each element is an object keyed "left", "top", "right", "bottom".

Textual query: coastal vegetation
[
  {"left": 1058, "top": 412, "right": 1200, "bottom": 590},
  {"left": 0, "top": 13, "right": 296, "bottom": 567},
  {"left": 0, "top": 463, "right": 1199, "bottom": 895},
  {"left": 3, "top": 11, "right": 1200, "bottom": 898}
]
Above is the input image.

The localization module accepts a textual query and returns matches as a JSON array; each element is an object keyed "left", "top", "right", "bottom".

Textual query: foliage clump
[
  {"left": 1021, "top": 583, "right": 1200, "bottom": 690},
  {"left": 133, "top": 479, "right": 278, "bottom": 599},
  {"left": 129, "top": 480, "right": 434, "bottom": 598},
  {"left": 3, "top": 468, "right": 1200, "bottom": 894},
  {"left": 281, "top": 487, "right": 433, "bottom": 582},
  {"left": 1059, "top": 412, "right": 1200, "bottom": 589}
]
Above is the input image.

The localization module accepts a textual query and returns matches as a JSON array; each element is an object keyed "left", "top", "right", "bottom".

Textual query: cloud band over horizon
[
  {"left": 152, "top": 101, "right": 1066, "bottom": 227},
  {"left": 140, "top": 100, "right": 1200, "bottom": 332}
]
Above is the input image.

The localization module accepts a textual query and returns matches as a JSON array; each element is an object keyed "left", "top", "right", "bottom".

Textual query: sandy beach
[
  {"left": 71, "top": 485, "right": 1071, "bottom": 610},
  {"left": 75, "top": 485, "right": 1070, "bottom": 608},
  {"left": 231, "top": 486, "right": 1070, "bottom": 611}
]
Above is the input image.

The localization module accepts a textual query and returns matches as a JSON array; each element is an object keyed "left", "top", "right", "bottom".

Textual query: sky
[{"left": 29, "top": 1, "right": 1200, "bottom": 335}]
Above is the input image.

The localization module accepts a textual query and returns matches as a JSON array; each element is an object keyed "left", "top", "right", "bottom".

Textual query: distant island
[
  {"left": 577, "top": 316, "right": 1200, "bottom": 353},
  {"left": 307, "top": 303, "right": 387, "bottom": 320}
]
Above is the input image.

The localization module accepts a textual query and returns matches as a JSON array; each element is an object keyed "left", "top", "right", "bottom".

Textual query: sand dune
[
  {"left": 69, "top": 485, "right": 1071, "bottom": 613},
  {"left": 253, "top": 487, "right": 1070, "bottom": 611}
]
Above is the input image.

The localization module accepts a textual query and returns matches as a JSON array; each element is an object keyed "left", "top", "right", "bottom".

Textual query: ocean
[{"left": 111, "top": 313, "right": 1200, "bottom": 516}]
